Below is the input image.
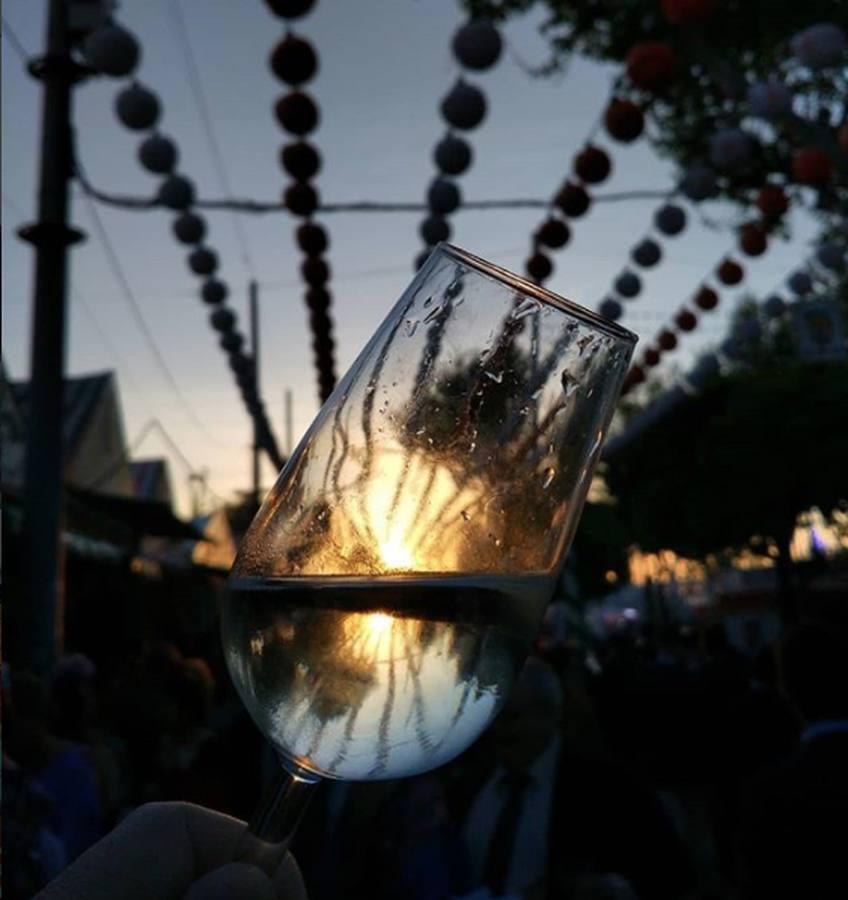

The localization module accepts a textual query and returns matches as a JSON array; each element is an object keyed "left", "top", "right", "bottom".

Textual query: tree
[{"left": 604, "top": 360, "right": 848, "bottom": 616}]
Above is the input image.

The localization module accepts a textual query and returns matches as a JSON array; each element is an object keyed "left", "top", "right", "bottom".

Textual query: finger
[{"left": 183, "top": 863, "right": 273, "bottom": 900}]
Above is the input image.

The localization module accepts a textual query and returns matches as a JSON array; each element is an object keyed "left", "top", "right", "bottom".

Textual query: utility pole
[
  {"left": 249, "top": 279, "right": 261, "bottom": 511},
  {"left": 17, "top": 0, "right": 87, "bottom": 674}
]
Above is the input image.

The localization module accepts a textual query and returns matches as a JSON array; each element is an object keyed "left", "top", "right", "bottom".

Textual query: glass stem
[{"left": 233, "top": 757, "right": 321, "bottom": 874}]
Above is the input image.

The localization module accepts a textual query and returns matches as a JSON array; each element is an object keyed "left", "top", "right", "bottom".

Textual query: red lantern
[
  {"left": 626, "top": 42, "right": 676, "bottom": 91},
  {"left": 739, "top": 223, "right": 768, "bottom": 257},
  {"left": 756, "top": 184, "right": 789, "bottom": 218},
  {"left": 526, "top": 252, "right": 553, "bottom": 282},
  {"left": 695, "top": 286, "right": 719, "bottom": 310},
  {"left": 717, "top": 259, "right": 744, "bottom": 285},
  {"left": 675, "top": 309, "right": 697, "bottom": 332},
  {"left": 629, "top": 365, "right": 646, "bottom": 386},
  {"left": 658, "top": 330, "right": 678, "bottom": 351},
  {"left": 555, "top": 182, "right": 591, "bottom": 218},
  {"left": 604, "top": 99, "right": 644, "bottom": 142},
  {"left": 792, "top": 147, "right": 832, "bottom": 185},
  {"left": 643, "top": 347, "right": 661, "bottom": 367},
  {"left": 661, "top": 0, "right": 717, "bottom": 25},
  {"left": 574, "top": 145, "right": 612, "bottom": 184}
]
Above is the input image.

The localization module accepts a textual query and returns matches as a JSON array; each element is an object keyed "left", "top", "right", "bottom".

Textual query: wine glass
[{"left": 223, "top": 243, "right": 635, "bottom": 863}]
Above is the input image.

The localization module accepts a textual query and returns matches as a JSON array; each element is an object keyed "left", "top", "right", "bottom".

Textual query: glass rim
[{"left": 438, "top": 243, "right": 638, "bottom": 345}]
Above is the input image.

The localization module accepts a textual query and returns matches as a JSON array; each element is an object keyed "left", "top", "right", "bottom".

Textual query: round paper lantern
[
  {"left": 115, "top": 84, "right": 160, "bottom": 131},
  {"left": 792, "top": 147, "right": 831, "bottom": 185},
  {"left": 415, "top": 249, "right": 431, "bottom": 271},
  {"left": 434, "top": 135, "right": 472, "bottom": 176},
  {"left": 655, "top": 203, "right": 686, "bottom": 236},
  {"left": 297, "top": 222, "right": 328, "bottom": 255},
  {"left": 661, "top": 0, "right": 717, "bottom": 25},
  {"left": 632, "top": 239, "right": 662, "bottom": 268},
  {"left": 599, "top": 298, "right": 623, "bottom": 321},
  {"left": 739, "top": 223, "right": 768, "bottom": 257},
  {"left": 210, "top": 307, "right": 236, "bottom": 332},
  {"left": 658, "top": 330, "right": 677, "bottom": 351},
  {"left": 158, "top": 175, "right": 195, "bottom": 210},
  {"left": 675, "top": 309, "right": 697, "bottom": 331},
  {"left": 220, "top": 332, "right": 243, "bottom": 352},
  {"left": 82, "top": 24, "right": 140, "bottom": 77},
  {"left": 747, "top": 80, "right": 792, "bottom": 119},
  {"left": 275, "top": 92, "right": 319, "bottom": 136},
  {"left": 791, "top": 23, "right": 846, "bottom": 69},
  {"left": 270, "top": 35, "right": 318, "bottom": 86},
  {"left": 284, "top": 182, "right": 319, "bottom": 216},
  {"left": 281, "top": 141, "right": 321, "bottom": 182},
  {"left": 452, "top": 20, "right": 502, "bottom": 71},
  {"left": 306, "top": 287, "right": 330, "bottom": 312},
  {"left": 817, "top": 242, "right": 845, "bottom": 270},
  {"left": 694, "top": 286, "right": 719, "bottom": 310},
  {"left": 763, "top": 295, "right": 786, "bottom": 318},
  {"left": 788, "top": 270, "right": 812, "bottom": 295},
  {"left": 201, "top": 279, "right": 227, "bottom": 305},
  {"left": 574, "top": 146, "right": 612, "bottom": 184},
  {"left": 526, "top": 252, "right": 553, "bottom": 282},
  {"left": 643, "top": 347, "right": 661, "bottom": 367},
  {"left": 421, "top": 215, "right": 451, "bottom": 245},
  {"left": 614, "top": 271, "right": 641, "bottom": 299},
  {"left": 555, "top": 182, "right": 591, "bottom": 218},
  {"left": 441, "top": 82, "right": 487, "bottom": 130},
  {"left": 717, "top": 258, "right": 744, "bottom": 285},
  {"left": 427, "top": 178, "right": 460, "bottom": 214},
  {"left": 229, "top": 353, "right": 253, "bottom": 375},
  {"left": 138, "top": 134, "right": 177, "bottom": 174},
  {"left": 626, "top": 42, "right": 676, "bottom": 91},
  {"left": 681, "top": 164, "right": 716, "bottom": 202},
  {"left": 265, "top": 0, "right": 316, "bottom": 19},
  {"left": 173, "top": 211, "right": 205, "bottom": 244},
  {"left": 709, "top": 128, "right": 753, "bottom": 171},
  {"left": 604, "top": 99, "right": 644, "bottom": 142},
  {"left": 188, "top": 247, "right": 218, "bottom": 276},
  {"left": 536, "top": 218, "right": 570, "bottom": 249},
  {"left": 756, "top": 184, "right": 789, "bottom": 218},
  {"left": 302, "top": 257, "right": 330, "bottom": 287}
]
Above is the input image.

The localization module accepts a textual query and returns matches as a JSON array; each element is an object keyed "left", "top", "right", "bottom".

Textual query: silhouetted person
[{"left": 737, "top": 621, "right": 848, "bottom": 899}]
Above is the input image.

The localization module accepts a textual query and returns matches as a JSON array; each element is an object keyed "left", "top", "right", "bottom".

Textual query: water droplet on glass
[
  {"left": 423, "top": 295, "right": 433, "bottom": 307},
  {"left": 513, "top": 298, "right": 540, "bottom": 321},
  {"left": 415, "top": 427, "right": 426, "bottom": 436},
  {"left": 405, "top": 318, "right": 419, "bottom": 337},
  {"left": 577, "top": 335, "right": 593, "bottom": 354},
  {"left": 365, "top": 383, "right": 376, "bottom": 395},
  {"left": 561, "top": 371, "right": 579, "bottom": 397},
  {"left": 542, "top": 466, "right": 556, "bottom": 489},
  {"left": 485, "top": 370, "right": 504, "bottom": 384},
  {"left": 494, "top": 537, "right": 502, "bottom": 548},
  {"left": 461, "top": 510, "right": 470, "bottom": 522},
  {"left": 424, "top": 305, "right": 443, "bottom": 324}
]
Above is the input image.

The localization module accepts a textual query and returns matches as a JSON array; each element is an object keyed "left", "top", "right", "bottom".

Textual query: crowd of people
[{"left": 4, "top": 606, "right": 847, "bottom": 899}]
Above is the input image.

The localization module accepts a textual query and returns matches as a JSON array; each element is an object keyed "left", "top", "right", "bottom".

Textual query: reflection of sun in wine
[
  {"left": 345, "top": 611, "right": 396, "bottom": 658},
  {"left": 379, "top": 533, "right": 416, "bottom": 571}
]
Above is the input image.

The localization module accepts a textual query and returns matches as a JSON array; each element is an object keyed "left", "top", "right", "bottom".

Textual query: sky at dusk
[{"left": 2, "top": 0, "right": 820, "bottom": 515}]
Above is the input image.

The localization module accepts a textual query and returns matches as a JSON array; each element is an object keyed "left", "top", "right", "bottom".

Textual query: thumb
[{"left": 184, "top": 863, "right": 273, "bottom": 900}]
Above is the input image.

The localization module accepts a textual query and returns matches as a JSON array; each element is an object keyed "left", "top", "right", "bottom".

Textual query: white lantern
[
  {"left": 158, "top": 175, "right": 195, "bottom": 210},
  {"left": 189, "top": 247, "right": 218, "bottom": 276},
  {"left": 173, "top": 211, "right": 206, "bottom": 243},
  {"left": 201, "top": 279, "right": 228, "bottom": 305},
  {"left": 441, "top": 81, "right": 487, "bottom": 130},
  {"left": 434, "top": 135, "right": 472, "bottom": 175},
  {"left": 115, "top": 84, "right": 160, "bottom": 131},
  {"left": 138, "top": 134, "right": 177, "bottom": 174},
  {"left": 681, "top": 164, "right": 716, "bottom": 201},
  {"left": 427, "top": 178, "right": 461, "bottom": 214},
  {"left": 709, "top": 127, "right": 753, "bottom": 171},
  {"left": 632, "top": 239, "right": 662, "bottom": 267},
  {"left": 791, "top": 23, "right": 846, "bottom": 69},
  {"left": 452, "top": 20, "right": 502, "bottom": 71},
  {"left": 747, "top": 80, "right": 792, "bottom": 119},
  {"left": 599, "top": 298, "right": 623, "bottom": 320},
  {"left": 788, "top": 271, "right": 813, "bottom": 296},
  {"left": 655, "top": 203, "right": 686, "bottom": 236},
  {"left": 614, "top": 271, "right": 641, "bottom": 299},
  {"left": 82, "top": 23, "right": 140, "bottom": 77}
]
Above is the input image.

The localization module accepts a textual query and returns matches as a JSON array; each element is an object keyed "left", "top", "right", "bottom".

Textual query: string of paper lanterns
[
  {"left": 414, "top": 18, "right": 503, "bottom": 270},
  {"left": 266, "top": 0, "right": 337, "bottom": 404},
  {"left": 81, "top": 17, "right": 282, "bottom": 465}
]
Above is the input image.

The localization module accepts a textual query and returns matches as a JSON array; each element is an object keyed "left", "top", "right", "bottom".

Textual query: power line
[
  {"left": 76, "top": 169, "right": 227, "bottom": 448},
  {"left": 1, "top": 14, "right": 30, "bottom": 63},
  {"left": 168, "top": 0, "right": 256, "bottom": 276}
]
